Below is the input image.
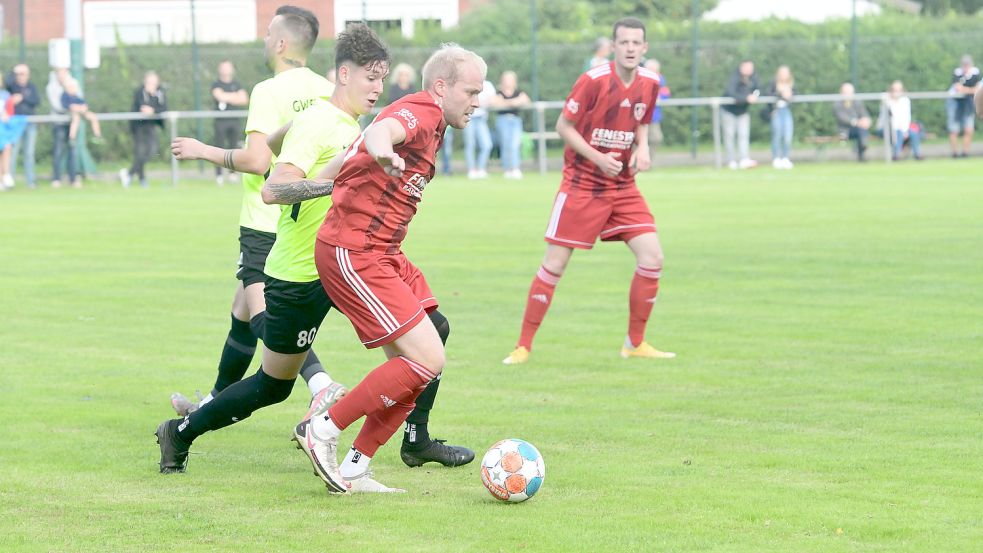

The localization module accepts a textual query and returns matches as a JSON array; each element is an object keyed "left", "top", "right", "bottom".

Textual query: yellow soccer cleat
[
  {"left": 502, "top": 346, "right": 530, "bottom": 365},
  {"left": 620, "top": 341, "right": 676, "bottom": 359}
]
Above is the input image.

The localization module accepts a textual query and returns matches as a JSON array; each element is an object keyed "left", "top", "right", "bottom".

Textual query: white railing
[{"left": 23, "top": 90, "right": 959, "bottom": 185}]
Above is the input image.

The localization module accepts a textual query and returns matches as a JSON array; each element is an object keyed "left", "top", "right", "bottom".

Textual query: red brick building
[{"left": 2, "top": 0, "right": 483, "bottom": 45}]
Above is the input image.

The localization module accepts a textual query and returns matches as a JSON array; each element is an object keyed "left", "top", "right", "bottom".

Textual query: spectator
[
  {"left": 120, "top": 71, "right": 167, "bottom": 188},
  {"left": 764, "top": 65, "right": 795, "bottom": 169},
  {"left": 387, "top": 62, "right": 417, "bottom": 105},
  {"left": 464, "top": 79, "right": 495, "bottom": 179},
  {"left": 492, "top": 70, "right": 531, "bottom": 179},
  {"left": 211, "top": 60, "right": 248, "bottom": 185},
  {"left": 4, "top": 64, "right": 40, "bottom": 188},
  {"left": 62, "top": 77, "right": 103, "bottom": 142},
  {"left": 0, "top": 81, "right": 29, "bottom": 189},
  {"left": 722, "top": 60, "right": 759, "bottom": 170},
  {"left": 881, "top": 80, "right": 922, "bottom": 161},
  {"left": 643, "top": 59, "right": 670, "bottom": 162},
  {"left": 585, "top": 37, "right": 612, "bottom": 71},
  {"left": 440, "top": 127, "right": 455, "bottom": 176},
  {"left": 47, "top": 68, "right": 76, "bottom": 188},
  {"left": 946, "top": 54, "right": 980, "bottom": 158},
  {"left": 833, "top": 82, "right": 871, "bottom": 162}
]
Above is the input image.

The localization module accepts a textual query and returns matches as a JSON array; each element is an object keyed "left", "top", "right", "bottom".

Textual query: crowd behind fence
[{"left": 15, "top": 90, "right": 964, "bottom": 187}]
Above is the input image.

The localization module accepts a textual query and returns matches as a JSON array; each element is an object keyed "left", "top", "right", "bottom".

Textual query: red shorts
[
  {"left": 315, "top": 241, "right": 438, "bottom": 348},
  {"left": 544, "top": 185, "right": 656, "bottom": 249}
]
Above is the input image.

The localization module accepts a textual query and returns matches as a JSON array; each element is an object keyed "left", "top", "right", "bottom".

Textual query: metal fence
[{"left": 22, "top": 90, "right": 960, "bottom": 186}]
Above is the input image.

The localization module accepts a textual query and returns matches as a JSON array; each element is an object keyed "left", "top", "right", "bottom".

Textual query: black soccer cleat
[
  {"left": 155, "top": 419, "right": 190, "bottom": 474},
  {"left": 400, "top": 439, "right": 475, "bottom": 468}
]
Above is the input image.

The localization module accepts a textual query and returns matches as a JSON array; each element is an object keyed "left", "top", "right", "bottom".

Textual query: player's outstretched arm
[
  {"left": 364, "top": 118, "right": 407, "bottom": 177},
  {"left": 171, "top": 131, "right": 272, "bottom": 176},
  {"left": 262, "top": 160, "right": 336, "bottom": 205},
  {"left": 556, "top": 116, "right": 622, "bottom": 177}
]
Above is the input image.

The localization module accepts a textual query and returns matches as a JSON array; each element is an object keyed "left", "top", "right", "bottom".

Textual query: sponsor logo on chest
[{"left": 590, "top": 128, "right": 635, "bottom": 150}]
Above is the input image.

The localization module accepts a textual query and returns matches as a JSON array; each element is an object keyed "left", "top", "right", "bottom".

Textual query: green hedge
[{"left": 2, "top": 13, "right": 982, "bottom": 165}]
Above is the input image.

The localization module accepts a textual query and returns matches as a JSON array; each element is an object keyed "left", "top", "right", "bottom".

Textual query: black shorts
[
  {"left": 264, "top": 276, "right": 335, "bottom": 354},
  {"left": 237, "top": 227, "right": 276, "bottom": 286}
]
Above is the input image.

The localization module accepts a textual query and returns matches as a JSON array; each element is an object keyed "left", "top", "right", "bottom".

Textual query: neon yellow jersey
[
  {"left": 239, "top": 67, "right": 334, "bottom": 233},
  {"left": 264, "top": 101, "right": 360, "bottom": 282}
]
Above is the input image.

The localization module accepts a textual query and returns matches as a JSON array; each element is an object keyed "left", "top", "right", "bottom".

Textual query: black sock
[
  {"left": 299, "top": 349, "right": 326, "bottom": 383},
  {"left": 179, "top": 368, "right": 295, "bottom": 444},
  {"left": 211, "top": 314, "right": 258, "bottom": 394},
  {"left": 403, "top": 310, "right": 450, "bottom": 447},
  {"left": 404, "top": 375, "right": 440, "bottom": 447}
]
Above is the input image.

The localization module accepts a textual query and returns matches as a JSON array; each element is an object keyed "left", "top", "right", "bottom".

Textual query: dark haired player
[
  {"left": 157, "top": 6, "right": 344, "bottom": 473},
  {"left": 166, "top": 6, "right": 339, "bottom": 421},
  {"left": 503, "top": 17, "right": 676, "bottom": 365}
]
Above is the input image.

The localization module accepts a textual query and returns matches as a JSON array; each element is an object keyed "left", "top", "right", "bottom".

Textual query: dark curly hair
[{"left": 335, "top": 23, "right": 391, "bottom": 72}]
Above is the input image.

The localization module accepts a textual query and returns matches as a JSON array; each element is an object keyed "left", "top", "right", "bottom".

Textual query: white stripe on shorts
[
  {"left": 545, "top": 192, "right": 568, "bottom": 240},
  {"left": 335, "top": 247, "right": 399, "bottom": 333}
]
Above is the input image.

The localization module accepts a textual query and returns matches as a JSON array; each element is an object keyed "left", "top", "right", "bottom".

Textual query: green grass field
[{"left": 1, "top": 160, "right": 981, "bottom": 552}]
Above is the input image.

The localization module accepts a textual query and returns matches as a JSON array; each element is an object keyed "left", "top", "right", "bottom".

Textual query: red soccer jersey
[
  {"left": 318, "top": 91, "right": 446, "bottom": 254},
  {"left": 559, "top": 62, "right": 661, "bottom": 194}
]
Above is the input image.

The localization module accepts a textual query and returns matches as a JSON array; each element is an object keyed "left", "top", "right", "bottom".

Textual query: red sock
[
  {"left": 352, "top": 387, "right": 424, "bottom": 457},
  {"left": 628, "top": 265, "right": 661, "bottom": 347},
  {"left": 328, "top": 356, "right": 436, "bottom": 430},
  {"left": 517, "top": 265, "right": 561, "bottom": 350}
]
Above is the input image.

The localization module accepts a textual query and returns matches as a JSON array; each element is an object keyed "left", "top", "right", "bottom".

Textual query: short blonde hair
[{"left": 421, "top": 43, "right": 487, "bottom": 89}]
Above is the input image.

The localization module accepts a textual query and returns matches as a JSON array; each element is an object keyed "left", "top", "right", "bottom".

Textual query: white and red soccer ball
[{"left": 480, "top": 438, "right": 546, "bottom": 503}]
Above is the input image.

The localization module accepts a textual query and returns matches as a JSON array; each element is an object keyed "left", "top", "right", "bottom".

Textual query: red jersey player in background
[
  {"left": 283, "top": 44, "right": 487, "bottom": 493},
  {"left": 503, "top": 17, "right": 676, "bottom": 365}
]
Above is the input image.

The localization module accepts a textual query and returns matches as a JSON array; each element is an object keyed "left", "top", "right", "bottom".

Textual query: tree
[{"left": 919, "top": 0, "right": 983, "bottom": 15}]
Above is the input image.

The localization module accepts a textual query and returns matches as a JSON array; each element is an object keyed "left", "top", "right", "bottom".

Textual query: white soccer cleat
[
  {"left": 293, "top": 419, "right": 349, "bottom": 494},
  {"left": 303, "top": 382, "right": 348, "bottom": 422},
  {"left": 346, "top": 471, "right": 406, "bottom": 494},
  {"left": 118, "top": 168, "right": 131, "bottom": 188}
]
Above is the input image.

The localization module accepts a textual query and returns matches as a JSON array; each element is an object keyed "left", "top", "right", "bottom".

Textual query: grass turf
[{"left": 0, "top": 160, "right": 981, "bottom": 552}]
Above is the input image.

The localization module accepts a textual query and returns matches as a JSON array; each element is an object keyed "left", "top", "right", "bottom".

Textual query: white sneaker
[
  {"left": 728, "top": 161, "right": 738, "bottom": 170},
  {"left": 738, "top": 158, "right": 758, "bottom": 169},
  {"left": 476, "top": 169, "right": 488, "bottom": 179},
  {"left": 216, "top": 174, "right": 225, "bottom": 186},
  {"left": 772, "top": 158, "right": 783, "bottom": 169},
  {"left": 118, "top": 168, "right": 131, "bottom": 188},
  {"left": 303, "top": 382, "right": 347, "bottom": 421},
  {"left": 467, "top": 169, "right": 480, "bottom": 179},
  {"left": 2, "top": 174, "right": 13, "bottom": 188},
  {"left": 346, "top": 471, "right": 406, "bottom": 494},
  {"left": 292, "top": 419, "right": 349, "bottom": 494},
  {"left": 783, "top": 158, "right": 794, "bottom": 169}
]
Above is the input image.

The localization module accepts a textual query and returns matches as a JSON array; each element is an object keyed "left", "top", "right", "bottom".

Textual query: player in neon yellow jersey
[{"left": 158, "top": 6, "right": 341, "bottom": 473}]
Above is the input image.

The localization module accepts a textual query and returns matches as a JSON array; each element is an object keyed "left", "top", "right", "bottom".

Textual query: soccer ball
[{"left": 480, "top": 438, "right": 546, "bottom": 503}]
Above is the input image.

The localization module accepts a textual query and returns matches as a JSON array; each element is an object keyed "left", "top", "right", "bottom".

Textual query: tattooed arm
[
  {"left": 261, "top": 152, "right": 348, "bottom": 205},
  {"left": 262, "top": 178, "right": 334, "bottom": 205}
]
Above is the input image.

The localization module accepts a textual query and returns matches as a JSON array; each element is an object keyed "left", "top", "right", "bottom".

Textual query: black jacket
[
  {"left": 722, "top": 70, "right": 760, "bottom": 116},
  {"left": 130, "top": 86, "right": 167, "bottom": 129},
  {"left": 3, "top": 74, "right": 40, "bottom": 116}
]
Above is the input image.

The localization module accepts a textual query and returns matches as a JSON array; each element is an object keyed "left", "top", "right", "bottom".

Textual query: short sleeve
[
  {"left": 383, "top": 101, "right": 441, "bottom": 148},
  {"left": 275, "top": 108, "right": 325, "bottom": 176},
  {"left": 244, "top": 82, "right": 279, "bottom": 136},
  {"left": 561, "top": 74, "right": 596, "bottom": 124},
  {"left": 642, "top": 81, "right": 660, "bottom": 123}
]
